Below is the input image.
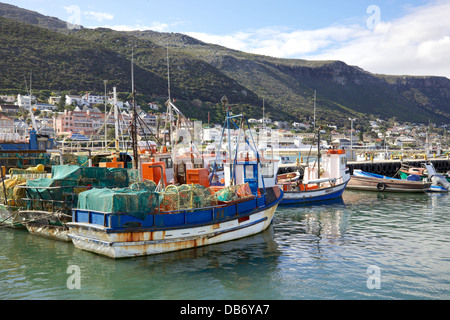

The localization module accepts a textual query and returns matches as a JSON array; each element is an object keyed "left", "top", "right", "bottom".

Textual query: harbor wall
[
  {"left": 278, "top": 158, "right": 450, "bottom": 177},
  {"left": 347, "top": 159, "right": 450, "bottom": 176}
]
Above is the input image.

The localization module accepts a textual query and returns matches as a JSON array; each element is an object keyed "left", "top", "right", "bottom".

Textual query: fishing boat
[
  {"left": 1, "top": 165, "right": 136, "bottom": 241},
  {"left": 347, "top": 169, "right": 431, "bottom": 193},
  {"left": 278, "top": 148, "right": 350, "bottom": 205},
  {"left": 399, "top": 163, "right": 450, "bottom": 192},
  {"left": 67, "top": 98, "right": 283, "bottom": 258},
  {"left": 0, "top": 166, "right": 49, "bottom": 229}
]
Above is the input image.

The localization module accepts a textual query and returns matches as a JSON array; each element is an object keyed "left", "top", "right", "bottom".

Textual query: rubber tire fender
[{"left": 376, "top": 182, "right": 386, "bottom": 191}]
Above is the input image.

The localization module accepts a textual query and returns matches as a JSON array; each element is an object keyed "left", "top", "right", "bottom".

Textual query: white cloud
[
  {"left": 185, "top": 1, "right": 450, "bottom": 78},
  {"left": 99, "top": 22, "right": 170, "bottom": 32},
  {"left": 308, "top": 1, "right": 450, "bottom": 78},
  {"left": 84, "top": 11, "right": 114, "bottom": 22}
]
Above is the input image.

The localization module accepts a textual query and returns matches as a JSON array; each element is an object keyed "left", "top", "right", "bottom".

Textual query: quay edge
[{"left": 278, "top": 158, "right": 450, "bottom": 177}]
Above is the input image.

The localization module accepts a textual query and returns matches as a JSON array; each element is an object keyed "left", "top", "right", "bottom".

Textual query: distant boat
[
  {"left": 399, "top": 163, "right": 450, "bottom": 192},
  {"left": 278, "top": 148, "right": 350, "bottom": 205},
  {"left": 347, "top": 170, "right": 431, "bottom": 193}
]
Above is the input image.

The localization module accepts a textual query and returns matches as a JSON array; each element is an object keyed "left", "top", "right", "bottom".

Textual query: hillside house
[
  {"left": 48, "top": 96, "right": 61, "bottom": 105},
  {"left": 293, "top": 122, "right": 310, "bottom": 130},
  {"left": 0, "top": 95, "right": 15, "bottom": 104},
  {"left": 65, "top": 95, "right": 83, "bottom": 106},
  {"left": 0, "top": 104, "right": 20, "bottom": 115},
  {"left": 0, "top": 114, "right": 15, "bottom": 133},
  {"left": 16, "top": 94, "right": 36, "bottom": 108},
  {"left": 54, "top": 106, "right": 107, "bottom": 136}
]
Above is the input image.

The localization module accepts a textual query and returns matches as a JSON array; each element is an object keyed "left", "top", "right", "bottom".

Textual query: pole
[
  {"left": 104, "top": 80, "right": 107, "bottom": 147},
  {"left": 317, "top": 129, "right": 320, "bottom": 179},
  {"left": 131, "top": 48, "right": 139, "bottom": 170},
  {"left": 313, "top": 90, "right": 316, "bottom": 132},
  {"left": 113, "top": 87, "right": 119, "bottom": 151}
]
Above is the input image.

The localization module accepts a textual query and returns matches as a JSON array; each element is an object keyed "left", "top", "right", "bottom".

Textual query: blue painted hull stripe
[{"left": 280, "top": 187, "right": 346, "bottom": 205}]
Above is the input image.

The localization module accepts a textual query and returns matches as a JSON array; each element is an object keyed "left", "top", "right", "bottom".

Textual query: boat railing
[{"left": 71, "top": 191, "right": 271, "bottom": 229}]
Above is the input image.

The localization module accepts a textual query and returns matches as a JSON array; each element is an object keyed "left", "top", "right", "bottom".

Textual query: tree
[{"left": 57, "top": 94, "right": 66, "bottom": 111}]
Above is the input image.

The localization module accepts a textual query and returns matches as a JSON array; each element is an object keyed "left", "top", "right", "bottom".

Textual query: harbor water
[{"left": 1, "top": 190, "right": 449, "bottom": 300}]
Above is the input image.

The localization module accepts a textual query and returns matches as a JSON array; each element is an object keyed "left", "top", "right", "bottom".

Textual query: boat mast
[
  {"left": 313, "top": 90, "right": 316, "bottom": 132},
  {"left": 130, "top": 47, "right": 139, "bottom": 169},
  {"left": 317, "top": 128, "right": 320, "bottom": 179},
  {"left": 104, "top": 80, "right": 108, "bottom": 148},
  {"left": 221, "top": 95, "right": 233, "bottom": 184},
  {"left": 28, "top": 72, "right": 37, "bottom": 132},
  {"left": 166, "top": 45, "right": 178, "bottom": 184},
  {"left": 113, "top": 86, "right": 119, "bottom": 151}
]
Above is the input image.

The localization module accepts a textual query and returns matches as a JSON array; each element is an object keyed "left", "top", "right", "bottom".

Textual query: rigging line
[
  {"left": 0, "top": 210, "right": 56, "bottom": 229},
  {"left": 79, "top": 122, "right": 134, "bottom": 166},
  {"left": 135, "top": 114, "right": 163, "bottom": 146}
]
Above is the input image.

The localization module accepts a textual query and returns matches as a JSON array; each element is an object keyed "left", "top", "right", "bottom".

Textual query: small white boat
[{"left": 278, "top": 148, "right": 350, "bottom": 205}]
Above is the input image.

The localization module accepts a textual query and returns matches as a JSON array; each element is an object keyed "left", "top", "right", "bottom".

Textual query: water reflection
[
  {"left": 275, "top": 198, "right": 350, "bottom": 241},
  {"left": 1, "top": 190, "right": 449, "bottom": 300},
  {"left": 0, "top": 225, "right": 283, "bottom": 300}
]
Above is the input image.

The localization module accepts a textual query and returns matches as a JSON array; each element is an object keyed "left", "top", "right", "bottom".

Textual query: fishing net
[
  {"left": 201, "top": 186, "right": 218, "bottom": 208},
  {"left": 0, "top": 166, "right": 49, "bottom": 206},
  {"left": 77, "top": 187, "right": 160, "bottom": 220},
  {"left": 157, "top": 184, "right": 220, "bottom": 212},
  {"left": 75, "top": 179, "right": 254, "bottom": 220},
  {"left": 214, "top": 183, "right": 253, "bottom": 202},
  {"left": 23, "top": 165, "right": 134, "bottom": 213},
  {"left": 0, "top": 178, "right": 27, "bottom": 206},
  {"left": 159, "top": 185, "right": 179, "bottom": 212}
]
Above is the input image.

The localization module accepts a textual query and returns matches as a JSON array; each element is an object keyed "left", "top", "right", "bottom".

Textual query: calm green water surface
[{"left": 1, "top": 190, "right": 449, "bottom": 300}]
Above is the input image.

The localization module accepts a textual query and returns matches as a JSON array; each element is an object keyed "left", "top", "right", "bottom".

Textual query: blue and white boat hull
[
  {"left": 280, "top": 182, "right": 347, "bottom": 205},
  {"left": 68, "top": 187, "right": 283, "bottom": 258}
]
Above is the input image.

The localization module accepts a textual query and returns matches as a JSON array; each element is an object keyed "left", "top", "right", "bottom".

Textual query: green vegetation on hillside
[{"left": 1, "top": 5, "right": 450, "bottom": 127}]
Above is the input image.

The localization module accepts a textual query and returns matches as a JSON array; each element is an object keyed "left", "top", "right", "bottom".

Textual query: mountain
[
  {"left": 1, "top": 2, "right": 450, "bottom": 126},
  {"left": 0, "top": 2, "right": 70, "bottom": 32}
]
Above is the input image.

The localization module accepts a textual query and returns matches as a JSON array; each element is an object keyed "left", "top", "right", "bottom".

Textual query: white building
[
  {"left": 293, "top": 122, "right": 310, "bottom": 130},
  {"left": 258, "top": 118, "right": 272, "bottom": 124},
  {"left": 203, "top": 127, "right": 221, "bottom": 142},
  {"left": 139, "top": 112, "right": 157, "bottom": 129},
  {"left": 148, "top": 102, "right": 159, "bottom": 110},
  {"left": 16, "top": 94, "right": 36, "bottom": 108},
  {"left": 48, "top": 96, "right": 61, "bottom": 105},
  {"left": 331, "top": 138, "right": 351, "bottom": 149},
  {"left": 35, "top": 103, "right": 57, "bottom": 111},
  {"left": 66, "top": 95, "right": 83, "bottom": 106}
]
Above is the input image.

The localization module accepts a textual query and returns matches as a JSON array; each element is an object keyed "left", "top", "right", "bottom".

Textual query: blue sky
[
  {"left": 3, "top": 0, "right": 450, "bottom": 78},
  {"left": 5, "top": 0, "right": 427, "bottom": 33}
]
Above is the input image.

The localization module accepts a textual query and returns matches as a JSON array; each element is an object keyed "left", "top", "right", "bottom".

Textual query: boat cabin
[
  {"left": 223, "top": 158, "right": 278, "bottom": 195},
  {"left": 303, "top": 149, "right": 350, "bottom": 186}
]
